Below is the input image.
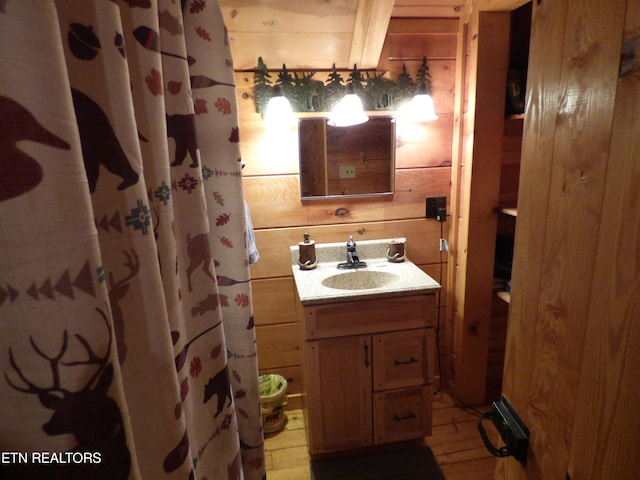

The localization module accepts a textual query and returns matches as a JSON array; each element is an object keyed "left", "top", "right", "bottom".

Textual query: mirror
[{"left": 298, "top": 116, "right": 396, "bottom": 199}]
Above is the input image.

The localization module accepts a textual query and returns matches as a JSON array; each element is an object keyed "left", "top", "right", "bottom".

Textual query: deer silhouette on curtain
[{"left": 0, "top": 1, "right": 265, "bottom": 479}]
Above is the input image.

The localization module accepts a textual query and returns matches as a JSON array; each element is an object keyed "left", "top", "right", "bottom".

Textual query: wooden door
[
  {"left": 497, "top": 0, "right": 640, "bottom": 479},
  {"left": 305, "top": 335, "right": 372, "bottom": 454}
]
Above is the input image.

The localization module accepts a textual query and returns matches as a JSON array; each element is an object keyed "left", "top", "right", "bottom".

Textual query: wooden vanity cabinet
[{"left": 300, "top": 294, "right": 436, "bottom": 455}]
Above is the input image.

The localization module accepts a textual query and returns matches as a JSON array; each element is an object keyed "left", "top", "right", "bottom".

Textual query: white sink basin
[
  {"left": 290, "top": 238, "right": 441, "bottom": 305},
  {"left": 321, "top": 270, "right": 399, "bottom": 290}
]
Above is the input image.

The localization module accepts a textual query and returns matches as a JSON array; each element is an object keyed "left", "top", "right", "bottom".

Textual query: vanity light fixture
[
  {"left": 327, "top": 82, "right": 369, "bottom": 127},
  {"left": 253, "top": 57, "right": 438, "bottom": 122}
]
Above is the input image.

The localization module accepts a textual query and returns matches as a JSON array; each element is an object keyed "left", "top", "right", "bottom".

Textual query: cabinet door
[
  {"left": 373, "top": 385, "right": 432, "bottom": 444},
  {"left": 372, "top": 328, "right": 432, "bottom": 391},
  {"left": 305, "top": 335, "right": 372, "bottom": 454}
]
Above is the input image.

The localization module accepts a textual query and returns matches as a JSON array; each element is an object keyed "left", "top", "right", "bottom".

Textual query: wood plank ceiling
[{"left": 219, "top": 0, "right": 465, "bottom": 71}]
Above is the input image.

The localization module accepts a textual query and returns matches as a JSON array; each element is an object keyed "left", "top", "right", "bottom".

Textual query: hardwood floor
[{"left": 264, "top": 392, "right": 500, "bottom": 479}]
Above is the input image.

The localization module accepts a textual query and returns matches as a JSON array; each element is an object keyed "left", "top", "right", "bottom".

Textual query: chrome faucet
[
  {"left": 338, "top": 236, "right": 367, "bottom": 269},
  {"left": 347, "top": 236, "right": 359, "bottom": 265}
]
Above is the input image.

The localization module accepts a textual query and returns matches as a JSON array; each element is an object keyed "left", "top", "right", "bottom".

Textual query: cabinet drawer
[
  {"left": 373, "top": 386, "right": 432, "bottom": 444},
  {"left": 304, "top": 295, "right": 435, "bottom": 340},
  {"left": 373, "top": 328, "right": 433, "bottom": 391}
]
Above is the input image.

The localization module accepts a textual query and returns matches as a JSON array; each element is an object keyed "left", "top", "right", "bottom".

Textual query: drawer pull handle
[
  {"left": 364, "top": 344, "right": 370, "bottom": 368},
  {"left": 393, "top": 413, "right": 416, "bottom": 422},
  {"left": 394, "top": 357, "right": 417, "bottom": 366}
]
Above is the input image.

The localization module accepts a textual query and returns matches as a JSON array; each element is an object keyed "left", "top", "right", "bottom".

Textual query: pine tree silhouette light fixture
[{"left": 253, "top": 57, "right": 438, "bottom": 123}]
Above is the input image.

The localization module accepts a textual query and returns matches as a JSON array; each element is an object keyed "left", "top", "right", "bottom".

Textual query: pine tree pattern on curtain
[{"left": 0, "top": 1, "right": 265, "bottom": 479}]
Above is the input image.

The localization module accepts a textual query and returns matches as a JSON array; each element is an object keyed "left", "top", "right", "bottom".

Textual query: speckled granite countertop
[{"left": 290, "top": 238, "right": 441, "bottom": 305}]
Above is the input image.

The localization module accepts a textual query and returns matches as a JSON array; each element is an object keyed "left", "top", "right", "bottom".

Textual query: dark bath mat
[{"left": 310, "top": 446, "right": 445, "bottom": 480}]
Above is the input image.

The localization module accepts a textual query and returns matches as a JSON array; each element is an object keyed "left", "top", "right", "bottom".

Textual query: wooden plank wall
[
  {"left": 497, "top": 0, "right": 640, "bottom": 478},
  {"left": 237, "top": 18, "right": 459, "bottom": 409}
]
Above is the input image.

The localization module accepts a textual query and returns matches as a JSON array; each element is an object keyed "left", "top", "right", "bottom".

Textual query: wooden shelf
[
  {"left": 497, "top": 291, "right": 511, "bottom": 304},
  {"left": 500, "top": 207, "right": 518, "bottom": 217},
  {"left": 506, "top": 113, "right": 525, "bottom": 120}
]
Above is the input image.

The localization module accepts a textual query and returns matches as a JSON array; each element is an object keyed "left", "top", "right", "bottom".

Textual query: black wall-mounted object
[
  {"left": 426, "top": 196, "right": 447, "bottom": 220},
  {"left": 478, "top": 395, "right": 529, "bottom": 464}
]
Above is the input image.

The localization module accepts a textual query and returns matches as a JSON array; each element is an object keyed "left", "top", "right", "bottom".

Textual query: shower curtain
[{"left": 0, "top": 1, "right": 265, "bottom": 479}]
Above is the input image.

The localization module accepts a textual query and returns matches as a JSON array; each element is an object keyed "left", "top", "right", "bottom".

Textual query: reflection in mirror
[{"left": 298, "top": 116, "right": 396, "bottom": 199}]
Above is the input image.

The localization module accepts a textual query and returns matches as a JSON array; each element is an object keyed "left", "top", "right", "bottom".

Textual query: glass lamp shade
[
  {"left": 263, "top": 85, "right": 295, "bottom": 126},
  {"left": 407, "top": 93, "right": 438, "bottom": 121},
  {"left": 327, "top": 84, "right": 369, "bottom": 127},
  {"left": 398, "top": 84, "right": 438, "bottom": 122}
]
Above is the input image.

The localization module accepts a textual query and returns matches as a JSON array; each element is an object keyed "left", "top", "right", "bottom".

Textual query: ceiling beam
[
  {"left": 348, "top": 0, "right": 394, "bottom": 69},
  {"left": 461, "top": 0, "right": 530, "bottom": 21},
  {"left": 391, "top": 1, "right": 465, "bottom": 18},
  {"left": 392, "top": 6, "right": 464, "bottom": 17}
]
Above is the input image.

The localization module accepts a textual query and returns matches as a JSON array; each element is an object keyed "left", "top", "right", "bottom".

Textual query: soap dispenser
[{"left": 297, "top": 232, "right": 317, "bottom": 270}]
